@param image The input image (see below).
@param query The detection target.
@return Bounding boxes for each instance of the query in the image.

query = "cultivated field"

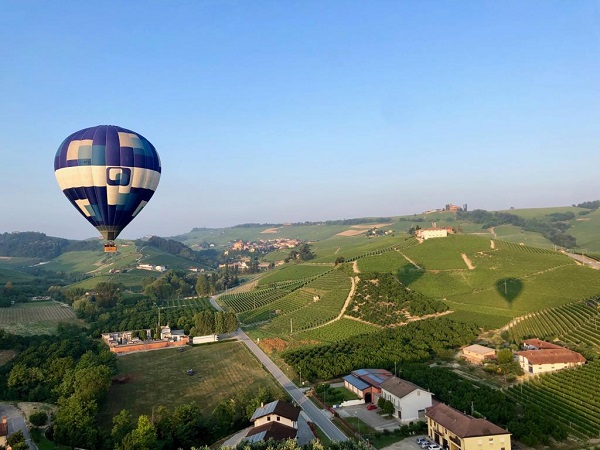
[0,301,83,335]
[102,340,285,420]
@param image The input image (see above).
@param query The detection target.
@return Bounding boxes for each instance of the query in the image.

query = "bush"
[29,411,48,427]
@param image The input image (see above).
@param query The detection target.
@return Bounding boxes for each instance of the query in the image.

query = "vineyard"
[507,298,600,350]
[220,284,303,313]
[256,264,333,287]
[295,318,378,344]
[506,361,600,439]
[158,297,214,325]
[0,301,80,335]
[249,270,352,335]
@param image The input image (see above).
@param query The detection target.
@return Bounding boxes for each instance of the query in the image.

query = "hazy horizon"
[2,1,598,241]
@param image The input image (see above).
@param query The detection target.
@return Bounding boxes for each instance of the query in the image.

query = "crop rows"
[296,318,378,343]
[220,287,290,313]
[506,361,600,438]
[345,237,418,262]
[494,240,557,254]
[257,271,352,334]
[0,302,75,324]
[507,299,600,349]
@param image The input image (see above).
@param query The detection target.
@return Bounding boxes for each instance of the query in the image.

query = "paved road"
[0,403,36,449]
[565,252,600,270]
[234,329,348,442]
[211,294,347,441]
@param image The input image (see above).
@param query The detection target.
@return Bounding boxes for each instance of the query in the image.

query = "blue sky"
[1,1,599,240]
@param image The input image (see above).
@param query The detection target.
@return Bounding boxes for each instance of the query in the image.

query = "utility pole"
[290,318,293,334]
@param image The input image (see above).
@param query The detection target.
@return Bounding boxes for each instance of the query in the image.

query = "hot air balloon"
[54,125,161,252]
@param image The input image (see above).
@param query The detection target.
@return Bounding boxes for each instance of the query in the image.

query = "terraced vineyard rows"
[506,361,600,438]
[507,299,600,349]
[249,270,352,334]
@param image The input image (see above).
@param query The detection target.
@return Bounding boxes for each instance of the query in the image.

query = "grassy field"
[101,340,285,421]
[0,301,85,335]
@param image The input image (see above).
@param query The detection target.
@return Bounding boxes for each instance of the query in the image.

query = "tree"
[383,399,394,416]
[7,430,28,450]
[119,415,158,450]
[112,410,134,447]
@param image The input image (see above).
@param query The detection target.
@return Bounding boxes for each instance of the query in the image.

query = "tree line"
[456,209,577,248]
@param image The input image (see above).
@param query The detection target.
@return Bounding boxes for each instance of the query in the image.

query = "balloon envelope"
[54,125,161,240]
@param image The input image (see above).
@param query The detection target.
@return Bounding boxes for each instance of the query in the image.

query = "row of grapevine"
[220,287,289,313]
[494,240,557,254]
[253,271,352,334]
[507,298,600,349]
[506,361,600,438]
[345,237,419,262]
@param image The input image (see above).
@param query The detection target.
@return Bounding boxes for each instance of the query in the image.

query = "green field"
[102,340,285,421]
[0,301,84,335]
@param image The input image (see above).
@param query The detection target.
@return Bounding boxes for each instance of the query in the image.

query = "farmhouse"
[0,417,7,448]
[416,227,454,240]
[462,344,496,365]
[379,376,433,422]
[245,400,301,443]
[426,403,511,450]
[516,339,586,375]
[343,368,393,403]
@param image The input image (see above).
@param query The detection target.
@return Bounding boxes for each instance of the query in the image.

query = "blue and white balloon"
[54,125,161,241]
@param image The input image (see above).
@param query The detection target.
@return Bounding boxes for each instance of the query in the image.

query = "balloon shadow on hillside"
[397,263,425,287]
[496,278,524,307]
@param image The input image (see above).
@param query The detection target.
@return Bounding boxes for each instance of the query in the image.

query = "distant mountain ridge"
[0,232,100,259]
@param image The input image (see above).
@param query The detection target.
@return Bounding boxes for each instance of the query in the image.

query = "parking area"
[380,435,437,450]
[335,403,399,431]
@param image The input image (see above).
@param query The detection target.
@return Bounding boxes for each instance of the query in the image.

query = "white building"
[379,376,433,422]
[416,227,453,240]
[516,339,586,375]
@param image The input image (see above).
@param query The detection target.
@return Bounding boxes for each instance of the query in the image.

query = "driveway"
[336,404,399,430]
[0,403,35,449]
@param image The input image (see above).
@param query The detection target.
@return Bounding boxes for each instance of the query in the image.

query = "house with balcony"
[426,403,511,450]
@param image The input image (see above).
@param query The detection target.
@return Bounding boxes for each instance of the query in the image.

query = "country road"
[565,252,600,270]
[210,296,348,441]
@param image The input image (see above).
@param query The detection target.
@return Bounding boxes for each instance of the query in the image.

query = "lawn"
[101,340,285,422]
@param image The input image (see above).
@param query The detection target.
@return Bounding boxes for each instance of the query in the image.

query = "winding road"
[210,296,348,441]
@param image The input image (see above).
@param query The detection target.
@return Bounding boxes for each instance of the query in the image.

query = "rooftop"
[250,400,301,423]
[463,344,495,355]
[522,338,562,350]
[245,422,297,443]
[380,376,425,398]
[426,403,509,438]
[517,348,586,365]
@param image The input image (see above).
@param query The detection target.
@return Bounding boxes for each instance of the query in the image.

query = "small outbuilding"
[462,344,496,365]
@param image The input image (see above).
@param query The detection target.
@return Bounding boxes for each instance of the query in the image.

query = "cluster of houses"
[226,238,301,254]
[462,339,586,375]
[343,368,511,450]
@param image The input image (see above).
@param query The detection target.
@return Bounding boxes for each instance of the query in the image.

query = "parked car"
[427,444,442,450]
[416,437,428,445]
[367,404,377,410]
[419,440,431,448]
